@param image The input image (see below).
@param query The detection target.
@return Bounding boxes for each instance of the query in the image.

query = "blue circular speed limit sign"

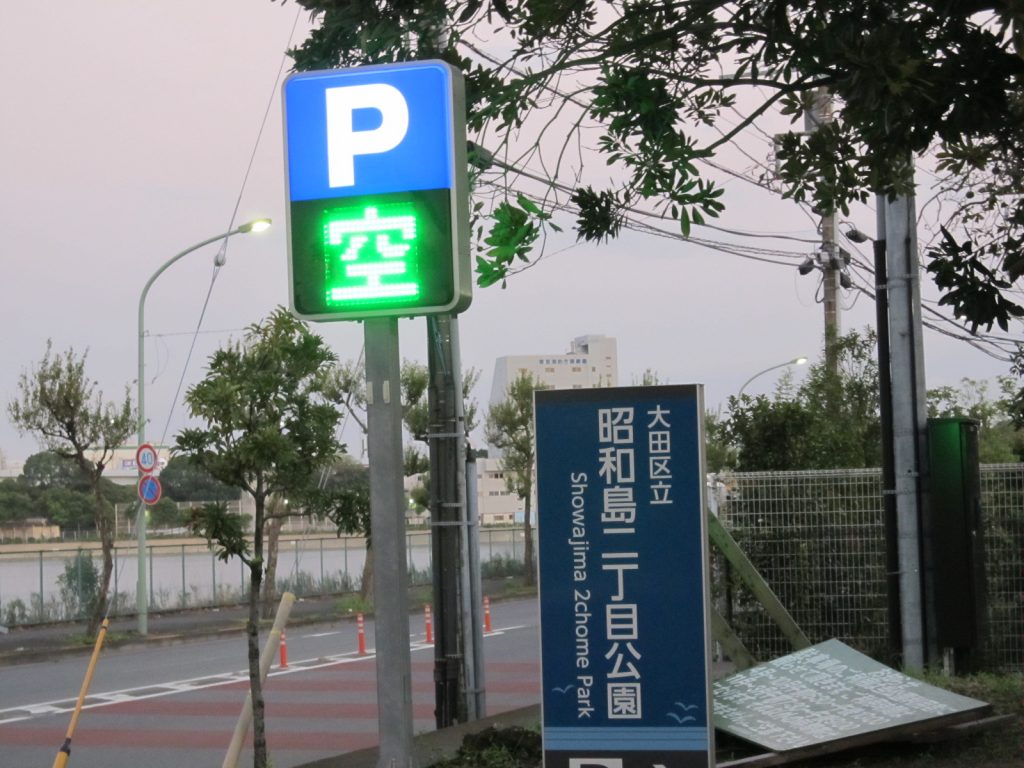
[138,475,162,506]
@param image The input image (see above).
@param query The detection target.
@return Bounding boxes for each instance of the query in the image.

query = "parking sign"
[283,61,471,321]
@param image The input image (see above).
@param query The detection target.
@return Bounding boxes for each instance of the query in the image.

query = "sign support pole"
[364,317,415,768]
[427,313,469,726]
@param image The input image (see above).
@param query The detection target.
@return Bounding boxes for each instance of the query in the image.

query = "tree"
[320,454,372,593]
[725,330,881,470]
[283,1,1024,335]
[0,480,37,525]
[401,359,480,461]
[704,409,738,473]
[40,487,96,531]
[57,550,100,620]
[330,356,480,601]
[7,342,134,636]
[485,371,546,585]
[928,376,1024,463]
[321,454,371,537]
[149,497,185,530]
[21,451,87,491]
[159,455,238,502]
[175,308,347,768]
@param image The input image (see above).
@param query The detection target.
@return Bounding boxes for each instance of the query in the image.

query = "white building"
[474,457,523,525]
[488,334,618,405]
[479,335,619,524]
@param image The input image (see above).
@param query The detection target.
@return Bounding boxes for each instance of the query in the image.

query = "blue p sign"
[283,61,471,321]
[324,83,409,189]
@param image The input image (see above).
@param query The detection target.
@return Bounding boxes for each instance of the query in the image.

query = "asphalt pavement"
[0,594,541,768]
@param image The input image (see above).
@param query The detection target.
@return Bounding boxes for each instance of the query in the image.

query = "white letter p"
[325,83,409,188]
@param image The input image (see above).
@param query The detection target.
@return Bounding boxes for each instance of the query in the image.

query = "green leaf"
[516,192,541,215]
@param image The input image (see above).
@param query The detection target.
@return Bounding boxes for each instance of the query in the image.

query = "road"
[0,598,540,768]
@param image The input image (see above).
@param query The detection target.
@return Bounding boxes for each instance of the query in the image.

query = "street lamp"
[738,356,808,398]
[135,218,270,635]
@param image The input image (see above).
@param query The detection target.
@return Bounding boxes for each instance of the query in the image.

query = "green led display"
[289,188,469,321]
[323,202,421,305]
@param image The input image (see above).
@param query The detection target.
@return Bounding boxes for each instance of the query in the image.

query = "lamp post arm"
[134,223,247,637]
[738,361,789,398]
[136,225,246,444]
[737,356,808,398]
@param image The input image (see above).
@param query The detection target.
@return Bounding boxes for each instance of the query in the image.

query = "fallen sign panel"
[713,639,990,758]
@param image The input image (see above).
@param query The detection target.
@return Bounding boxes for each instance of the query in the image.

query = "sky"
[0,2,1011,467]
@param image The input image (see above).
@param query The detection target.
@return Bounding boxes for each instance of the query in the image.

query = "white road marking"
[0,622,528,725]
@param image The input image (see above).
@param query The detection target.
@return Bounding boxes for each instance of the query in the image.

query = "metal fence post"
[38,551,44,621]
[181,544,187,608]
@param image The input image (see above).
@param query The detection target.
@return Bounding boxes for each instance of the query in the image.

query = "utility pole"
[882,193,932,670]
[427,314,470,726]
[806,86,842,373]
[868,201,903,668]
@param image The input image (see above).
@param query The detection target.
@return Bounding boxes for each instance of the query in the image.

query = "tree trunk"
[262,510,284,620]
[523,495,535,586]
[87,482,113,637]
[248,559,268,767]
[249,493,269,768]
[360,542,374,605]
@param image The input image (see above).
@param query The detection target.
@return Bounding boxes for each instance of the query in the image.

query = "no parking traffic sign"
[138,475,162,506]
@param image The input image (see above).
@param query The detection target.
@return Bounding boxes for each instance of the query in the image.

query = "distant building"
[474,457,523,525]
[0,517,60,543]
[489,334,618,404]
[87,445,172,487]
[480,335,618,525]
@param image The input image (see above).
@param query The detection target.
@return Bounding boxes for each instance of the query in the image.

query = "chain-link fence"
[980,463,1024,671]
[713,465,1023,672]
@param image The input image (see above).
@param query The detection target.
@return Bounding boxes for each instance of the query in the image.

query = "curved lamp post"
[136,218,270,634]
[738,356,808,398]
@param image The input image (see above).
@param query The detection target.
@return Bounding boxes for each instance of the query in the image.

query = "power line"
[153,7,303,445]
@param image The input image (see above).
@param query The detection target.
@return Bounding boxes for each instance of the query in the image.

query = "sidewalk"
[0,593,347,666]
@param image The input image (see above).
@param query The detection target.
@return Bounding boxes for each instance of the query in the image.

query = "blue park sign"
[535,385,714,768]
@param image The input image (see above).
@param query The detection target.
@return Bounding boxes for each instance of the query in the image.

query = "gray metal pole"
[872,199,903,667]
[365,317,416,768]
[465,451,486,718]
[884,194,929,670]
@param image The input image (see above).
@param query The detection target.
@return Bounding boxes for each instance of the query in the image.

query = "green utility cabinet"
[926,417,987,672]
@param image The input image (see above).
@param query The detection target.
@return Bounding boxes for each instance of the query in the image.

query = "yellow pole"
[52,617,109,768]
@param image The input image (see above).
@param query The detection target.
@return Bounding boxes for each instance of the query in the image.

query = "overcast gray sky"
[0,2,1009,466]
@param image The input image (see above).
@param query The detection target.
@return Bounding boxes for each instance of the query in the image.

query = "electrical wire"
[153,7,303,448]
